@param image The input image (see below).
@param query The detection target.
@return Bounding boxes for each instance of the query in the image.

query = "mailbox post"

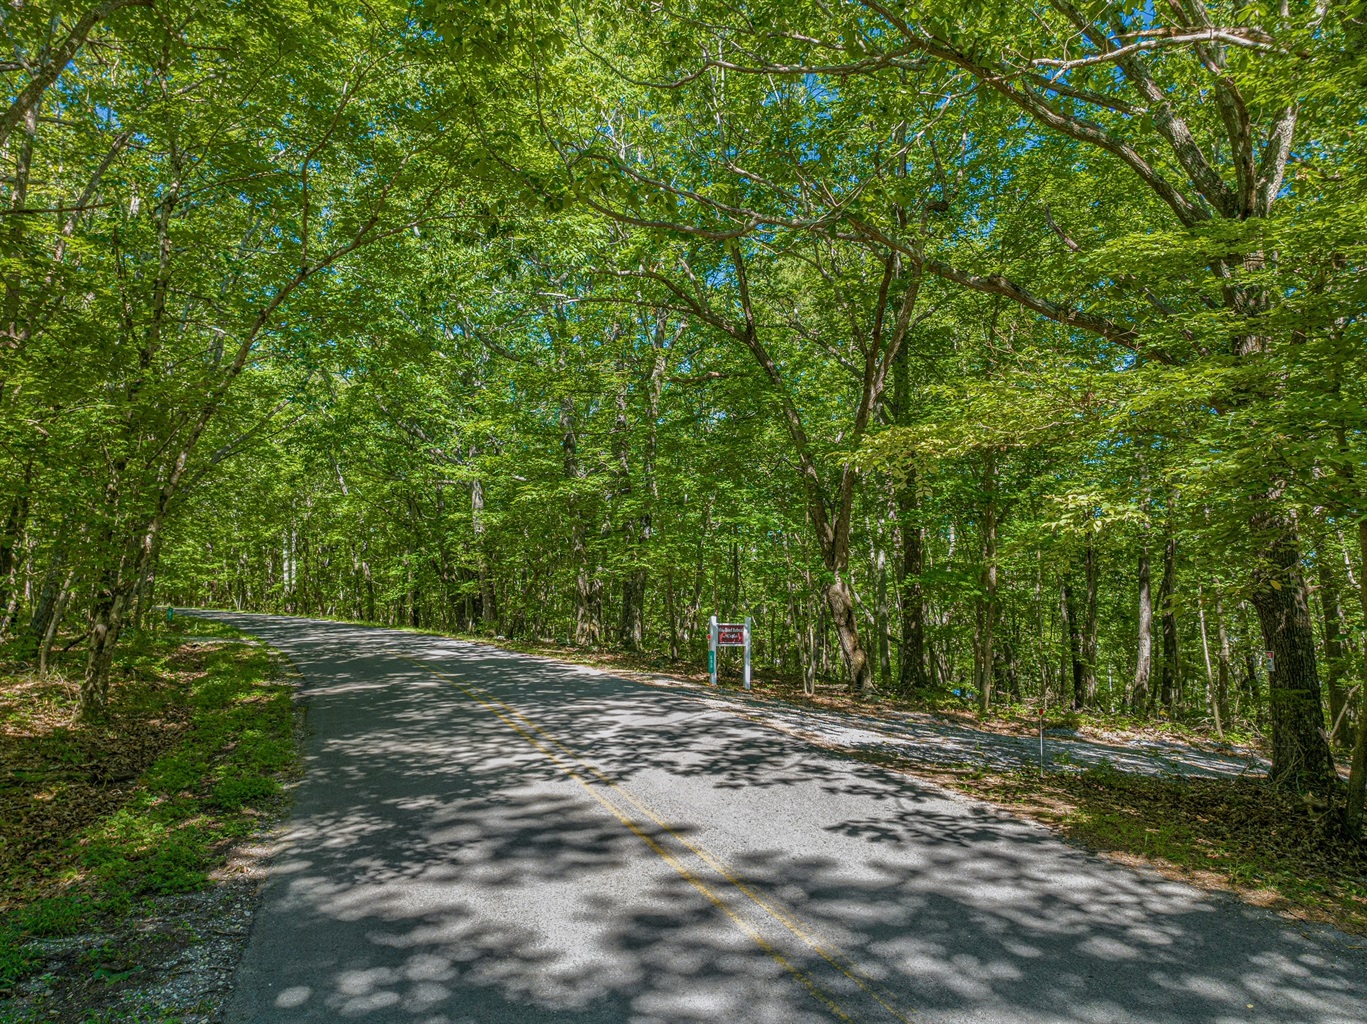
[709,615,751,690]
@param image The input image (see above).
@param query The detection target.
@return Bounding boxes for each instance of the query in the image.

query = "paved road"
[645,682,1264,781]
[207,613,1367,1024]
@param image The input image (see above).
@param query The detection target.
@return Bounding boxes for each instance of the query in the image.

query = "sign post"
[744,616,752,691]
[709,616,719,686]
[711,616,751,690]
[1038,706,1045,775]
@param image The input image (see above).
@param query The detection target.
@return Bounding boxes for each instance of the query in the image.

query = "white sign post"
[709,615,751,690]
[709,616,718,685]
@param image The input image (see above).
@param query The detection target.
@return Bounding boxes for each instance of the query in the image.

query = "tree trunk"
[0,458,33,639]
[1197,584,1224,740]
[1241,648,1260,713]
[995,626,1021,703]
[730,540,741,620]
[619,572,646,650]
[1159,529,1180,718]
[1063,575,1084,710]
[83,582,133,718]
[711,247,907,698]
[562,397,601,645]
[132,529,163,629]
[3,100,38,335]
[810,493,876,696]
[890,282,928,693]
[976,455,998,711]
[1034,554,1050,704]
[1133,542,1154,714]
[874,534,892,690]
[1250,521,1337,792]
[81,493,164,717]
[612,356,646,650]
[27,558,65,658]
[1319,551,1349,746]
[471,476,497,632]
[619,546,644,650]
[825,573,874,694]
[38,569,73,676]
[1082,530,1099,707]
[574,550,602,645]
[1214,592,1233,730]
[895,468,928,691]
[1345,520,1367,834]
[665,568,679,661]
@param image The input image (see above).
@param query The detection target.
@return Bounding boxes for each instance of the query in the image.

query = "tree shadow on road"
[211,615,1367,1024]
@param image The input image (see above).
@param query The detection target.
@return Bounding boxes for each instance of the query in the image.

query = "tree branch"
[0,0,151,151]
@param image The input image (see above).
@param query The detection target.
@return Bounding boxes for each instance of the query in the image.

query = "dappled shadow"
[646,688,1265,780]
[0,646,199,896]
[198,612,1367,1024]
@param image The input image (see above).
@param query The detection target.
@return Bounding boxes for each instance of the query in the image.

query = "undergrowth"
[0,617,296,996]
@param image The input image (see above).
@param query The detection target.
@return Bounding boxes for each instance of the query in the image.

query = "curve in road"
[203,613,1367,1024]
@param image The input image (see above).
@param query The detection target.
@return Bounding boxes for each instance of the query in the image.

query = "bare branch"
[1032,29,1279,73]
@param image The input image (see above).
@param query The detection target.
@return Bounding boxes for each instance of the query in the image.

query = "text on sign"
[717,624,746,646]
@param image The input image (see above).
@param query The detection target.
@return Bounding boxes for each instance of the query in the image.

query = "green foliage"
[16,892,93,938]
[0,627,295,995]
[82,643,293,896]
[2,3,1364,778]
[0,919,41,995]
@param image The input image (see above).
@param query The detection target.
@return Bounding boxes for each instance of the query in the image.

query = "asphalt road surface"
[203,612,1367,1024]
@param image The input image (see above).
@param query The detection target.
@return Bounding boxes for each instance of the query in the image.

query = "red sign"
[717,623,747,646]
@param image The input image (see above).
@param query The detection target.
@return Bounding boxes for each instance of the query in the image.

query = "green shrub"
[0,920,39,993]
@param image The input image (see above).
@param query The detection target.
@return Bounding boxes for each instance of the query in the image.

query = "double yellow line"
[392,652,916,1024]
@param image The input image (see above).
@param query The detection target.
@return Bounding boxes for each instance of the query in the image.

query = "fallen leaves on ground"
[0,650,208,907]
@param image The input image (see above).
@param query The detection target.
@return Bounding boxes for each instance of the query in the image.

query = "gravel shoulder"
[4,867,266,1024]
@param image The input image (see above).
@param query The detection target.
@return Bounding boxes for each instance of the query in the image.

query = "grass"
[0,616,297,998]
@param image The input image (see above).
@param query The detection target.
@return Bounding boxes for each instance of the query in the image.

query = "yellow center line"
[457,676,913,1024]
[391,651,854,1021]
[394,651,917,1024]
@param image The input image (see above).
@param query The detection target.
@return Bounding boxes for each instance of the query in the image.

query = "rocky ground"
[0,845,273,1024]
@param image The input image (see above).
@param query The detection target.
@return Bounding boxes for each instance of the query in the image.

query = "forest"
[2,0,1365,816]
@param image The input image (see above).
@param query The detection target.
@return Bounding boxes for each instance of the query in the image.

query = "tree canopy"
[3,1,1365,807]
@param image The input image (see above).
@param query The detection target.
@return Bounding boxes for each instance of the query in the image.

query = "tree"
[566,0,1359,788]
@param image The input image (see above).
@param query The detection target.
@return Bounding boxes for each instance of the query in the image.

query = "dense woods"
[3,2,1365,808]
